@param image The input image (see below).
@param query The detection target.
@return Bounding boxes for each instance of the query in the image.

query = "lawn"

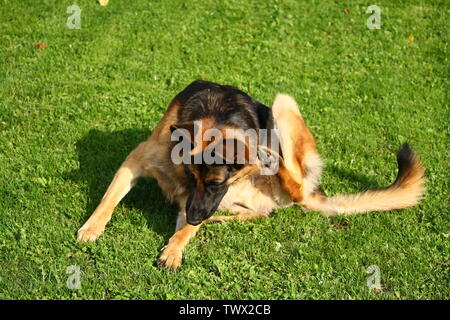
[0,0,448,299]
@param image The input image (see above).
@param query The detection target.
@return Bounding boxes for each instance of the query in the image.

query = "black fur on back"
[173,80,274,132]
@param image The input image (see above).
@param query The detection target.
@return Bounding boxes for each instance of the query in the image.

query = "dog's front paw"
[158,246,182,270]
[77,225,104,242]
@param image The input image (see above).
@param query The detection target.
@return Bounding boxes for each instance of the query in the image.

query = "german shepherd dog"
[77,80,425,269]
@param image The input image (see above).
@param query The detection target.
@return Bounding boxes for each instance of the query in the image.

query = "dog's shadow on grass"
[67,128,177,242]
[326,166,383,191]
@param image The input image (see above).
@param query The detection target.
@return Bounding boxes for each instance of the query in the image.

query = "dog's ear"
[170,122,199,152]
[170,123,196,142]
[171,122,209,155]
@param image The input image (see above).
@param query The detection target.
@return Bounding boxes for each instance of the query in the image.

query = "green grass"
[0,0,448,299]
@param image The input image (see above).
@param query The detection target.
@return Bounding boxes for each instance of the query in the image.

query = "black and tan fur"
[77,80,425,269]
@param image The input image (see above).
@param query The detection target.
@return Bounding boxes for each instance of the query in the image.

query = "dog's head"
[170,120,260,225]
[168,82,280,225]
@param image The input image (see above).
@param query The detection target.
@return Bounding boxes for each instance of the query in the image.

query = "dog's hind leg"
[271,94,323,201]
[77,142,146,242]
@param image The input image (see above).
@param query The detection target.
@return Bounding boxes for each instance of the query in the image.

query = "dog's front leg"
[158,210,201,269]
[77,143,145,242]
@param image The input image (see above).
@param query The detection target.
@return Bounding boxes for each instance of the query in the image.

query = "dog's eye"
[205,180,225,187]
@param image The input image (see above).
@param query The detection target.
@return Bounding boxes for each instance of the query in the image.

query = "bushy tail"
[301,144,426,216]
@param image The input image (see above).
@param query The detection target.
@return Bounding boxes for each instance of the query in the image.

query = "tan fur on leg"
[159,222,201,269]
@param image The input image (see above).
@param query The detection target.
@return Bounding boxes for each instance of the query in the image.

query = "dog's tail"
[301,143,426,216]
[271,94,426,217]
